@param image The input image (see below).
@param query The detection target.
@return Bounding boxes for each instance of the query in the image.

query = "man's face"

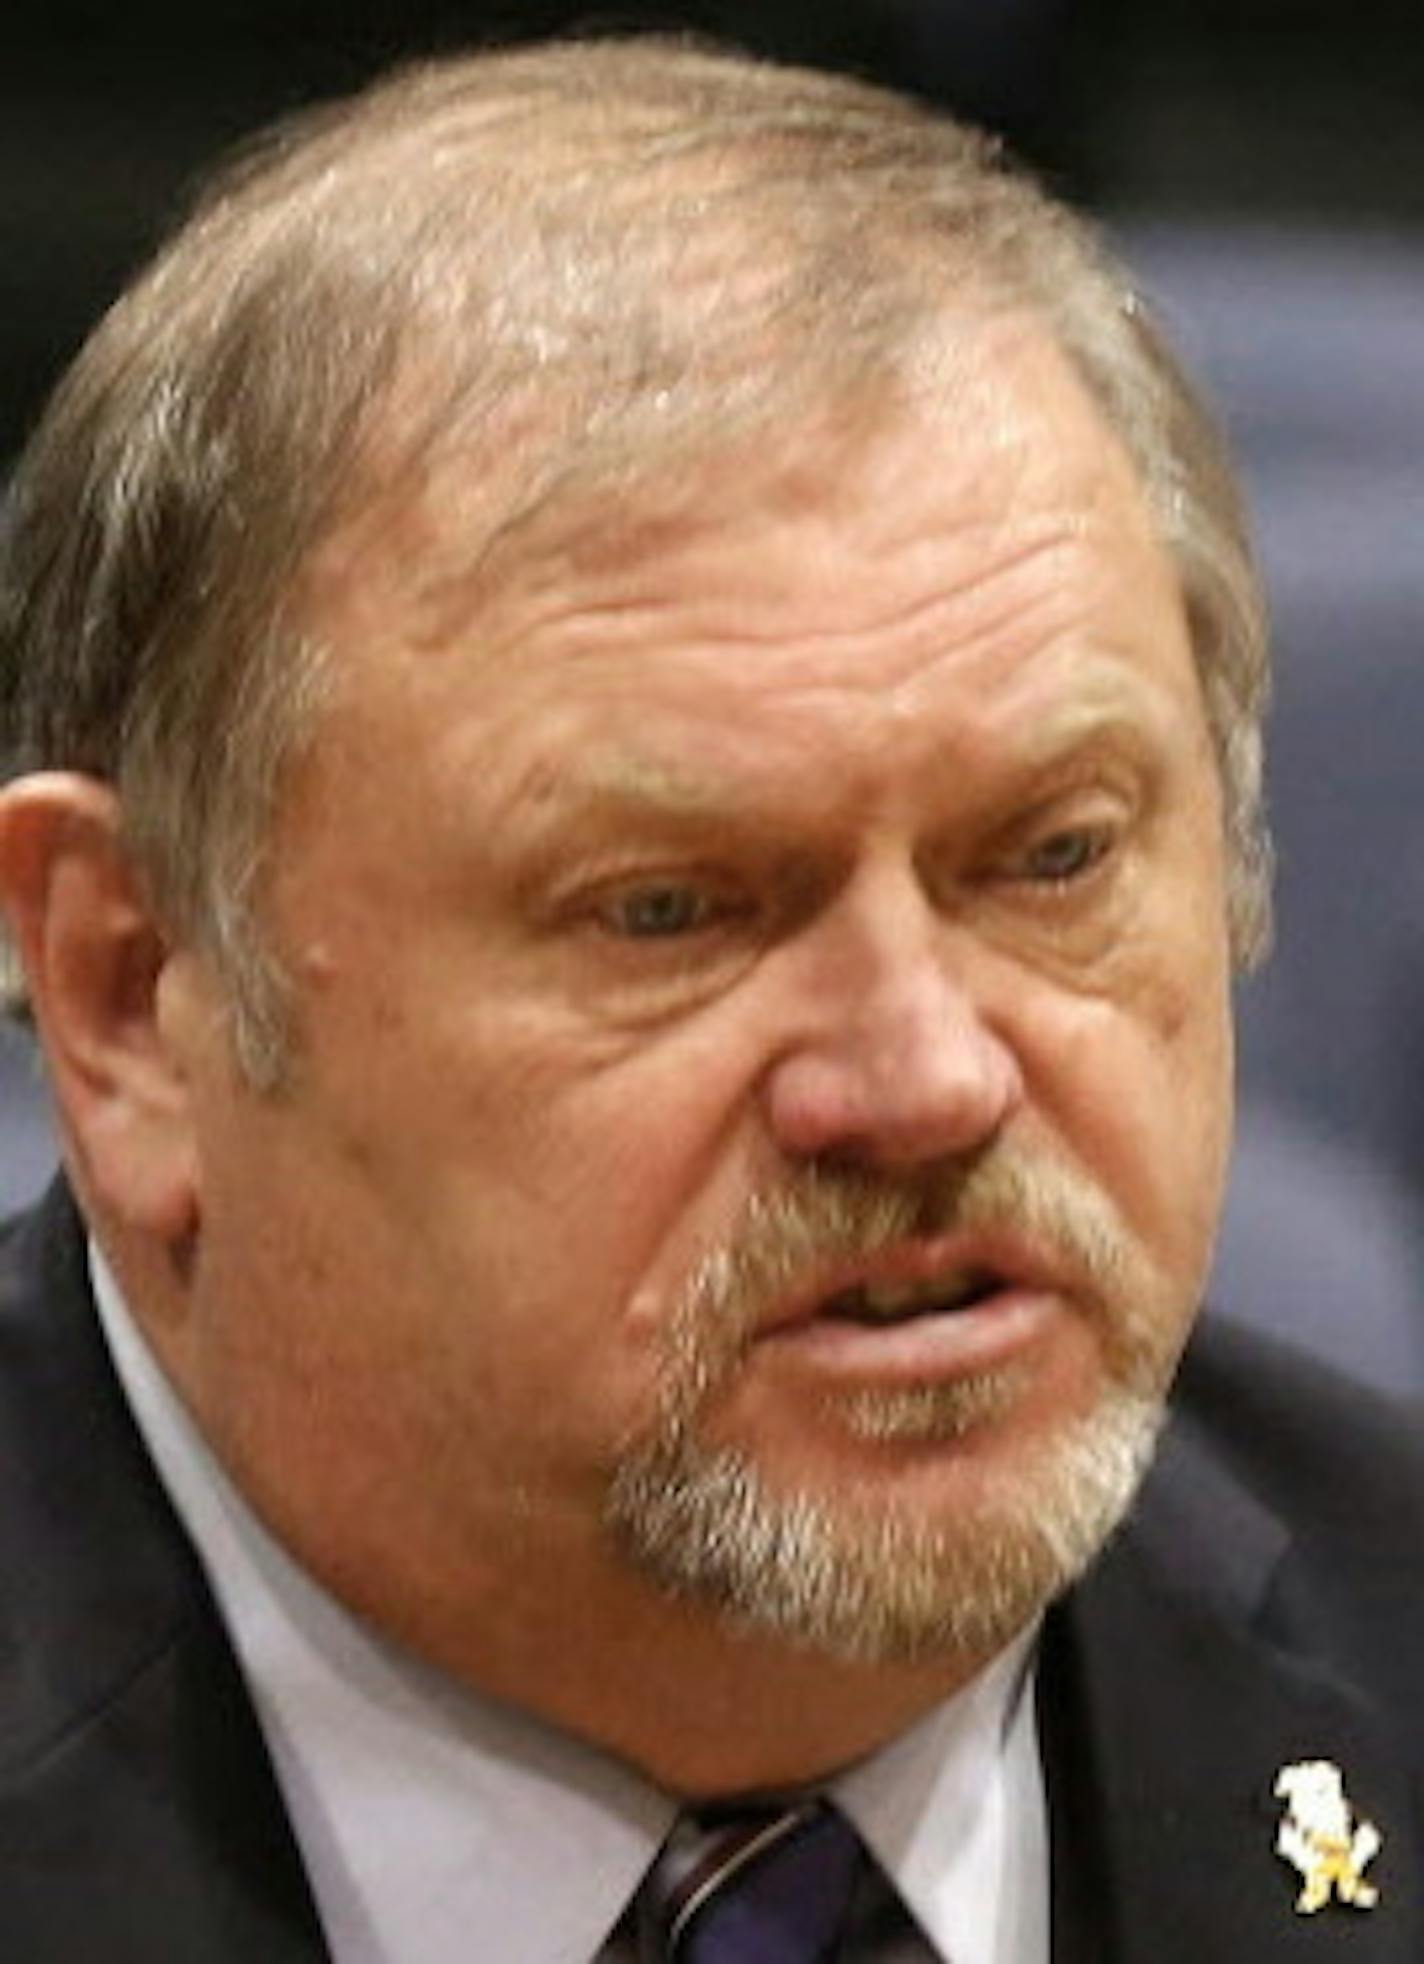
[163,318,1233,1683]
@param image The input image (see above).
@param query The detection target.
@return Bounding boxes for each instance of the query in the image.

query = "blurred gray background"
[3,0,1423,1385]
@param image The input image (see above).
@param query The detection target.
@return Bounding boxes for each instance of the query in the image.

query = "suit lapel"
[4,1608,332,1962]
[1041,1414,1421,1962]
[0,1185,330,1961]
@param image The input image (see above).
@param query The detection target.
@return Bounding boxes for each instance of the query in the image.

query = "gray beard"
[603,1152,1183,1667]
[607,1376,1162,1665]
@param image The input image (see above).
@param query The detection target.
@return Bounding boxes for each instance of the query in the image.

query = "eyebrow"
[513,662,1184,836]
[566,753,738,815]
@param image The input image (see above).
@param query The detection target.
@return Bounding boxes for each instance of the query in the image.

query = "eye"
[599,880,725,939]
[1018,823,1115,887]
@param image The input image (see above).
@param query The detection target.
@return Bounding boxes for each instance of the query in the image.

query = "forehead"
[298,310,1181,731]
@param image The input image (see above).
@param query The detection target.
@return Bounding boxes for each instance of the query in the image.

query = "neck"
[339,1530,1007,1796]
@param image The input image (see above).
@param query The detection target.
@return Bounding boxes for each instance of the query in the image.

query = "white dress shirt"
[92,1248,1048,1964]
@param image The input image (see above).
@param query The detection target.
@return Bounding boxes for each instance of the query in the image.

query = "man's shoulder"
[0,1183,204,1767]
[0,1177,80,1292]
[1141,1310,1424,1700]
[0,1182,96,1398]
[1172,1310,1424,1546]
[1045,1313,1424,1955]
[1060,1310,1424,1772]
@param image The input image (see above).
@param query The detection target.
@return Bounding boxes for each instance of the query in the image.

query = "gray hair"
[0,35,1270,1082]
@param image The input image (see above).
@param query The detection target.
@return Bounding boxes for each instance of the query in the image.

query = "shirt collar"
[92,1243,1044,1964]
[839,1626,1046,1964]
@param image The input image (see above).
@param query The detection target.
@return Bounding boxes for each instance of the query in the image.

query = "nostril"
[762,1016,1023,1171]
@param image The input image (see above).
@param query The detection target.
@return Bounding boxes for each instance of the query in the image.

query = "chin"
[604,1371,1166,1667]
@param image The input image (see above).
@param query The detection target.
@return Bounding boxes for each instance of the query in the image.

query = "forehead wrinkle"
[507,651,1179,853]
[442,507,1104,739]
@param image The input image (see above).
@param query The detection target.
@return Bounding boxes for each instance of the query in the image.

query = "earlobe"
[0,772,202,1242]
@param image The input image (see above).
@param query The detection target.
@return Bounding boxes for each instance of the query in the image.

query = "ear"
[0,772,205,1242]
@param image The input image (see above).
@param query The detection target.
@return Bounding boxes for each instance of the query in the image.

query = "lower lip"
[757,1288,1061,1387]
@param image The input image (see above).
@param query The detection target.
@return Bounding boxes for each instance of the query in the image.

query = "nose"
[761,882,1025,1172]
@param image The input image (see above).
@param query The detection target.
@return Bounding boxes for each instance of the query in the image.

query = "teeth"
[830,1268,994,1323]
[860,1278,943,1317]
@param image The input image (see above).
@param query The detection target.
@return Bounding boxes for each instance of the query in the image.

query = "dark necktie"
[637,1798,865,1961]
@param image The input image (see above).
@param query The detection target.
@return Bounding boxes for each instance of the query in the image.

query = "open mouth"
[820,1267,1002,1326]
[753,1247,1058,1388]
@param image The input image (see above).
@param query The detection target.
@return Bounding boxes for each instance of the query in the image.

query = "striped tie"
[638,1798,865,1961]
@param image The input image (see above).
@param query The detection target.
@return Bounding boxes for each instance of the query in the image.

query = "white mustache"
[662,1146,1154,1409]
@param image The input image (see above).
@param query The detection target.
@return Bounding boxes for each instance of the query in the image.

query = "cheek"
[1028,929,1234,1281]
[190,1105,647,1511]
[313,1011,749,1391]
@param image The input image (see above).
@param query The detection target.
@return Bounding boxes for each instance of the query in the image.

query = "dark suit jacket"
[4,1181,1424,1960]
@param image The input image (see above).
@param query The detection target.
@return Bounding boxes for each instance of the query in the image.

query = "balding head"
[0,37,1269,1081]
